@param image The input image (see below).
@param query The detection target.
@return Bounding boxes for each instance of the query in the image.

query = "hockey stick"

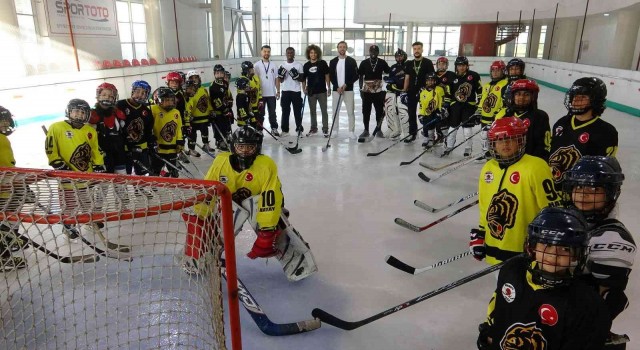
[220,261,321,336]
[311,255,515,331]
[440,127,482,158]
[605,333,630,345]
[357,122,382,143]
[414,191,479,213]
[418,154,481,183]
[398,123,460,166]
[262,127,302,154]
[385,251,472,275]
[211,122,231,151]
[14,222,99,263]
[181,155,205,177]
[419,152,479,171]
[367,117,440,157]
[322,94,343,152]
[151,152,195,178]
[195,142,215,158]
[394,199,479,232]
[290,94,307,150]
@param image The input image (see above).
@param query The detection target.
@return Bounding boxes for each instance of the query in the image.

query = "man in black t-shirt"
[302,44,331,136]
[402,41,435,143]
[357,45,390,139]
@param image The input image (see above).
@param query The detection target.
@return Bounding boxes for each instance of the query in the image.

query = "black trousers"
[188,122,210,149]
[125,148,151,175]
[280,91,303,132]
[264,96,278,129]
[449,102,476,127]
[407,92,419,135]
[212,115,232,141]
[150,153,178,178]
[361,91,386,130]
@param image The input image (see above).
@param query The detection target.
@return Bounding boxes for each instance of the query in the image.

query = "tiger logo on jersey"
[126,118,144,143]
[548,145,582,183]
[69,143,92,172]
[196,95,209,113]
[482,93,498,113]
[160,120,178,142]
[232,187,252,204]
[500,322,547,350]
[455,82,472,102]
[487,189,518,240]
[426,98,437,115]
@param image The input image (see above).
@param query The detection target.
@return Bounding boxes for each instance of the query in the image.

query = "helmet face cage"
[66,99,91,127]
[562,156,624,222]
[96,83,118,107]
[487,117,528,166]
[436,57,448,72]
[394,49,407,63]
[0,107,16,136]
[425,73,437,88]
[564,78,607,116]
[241,61,254,77]
[131,80,151,104]
[183,80,198,97]
[509,79,539,111]
[236,77,250,91]
[187,70,202,88]
[526,207,589,288]
[454,56,468,75]
[230,126,263,170]
[165,72,183,91]
[490,61,506,81]
[507,59,525,80]
[155,87,176,110]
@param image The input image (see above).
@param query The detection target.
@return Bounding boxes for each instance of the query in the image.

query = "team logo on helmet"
[539,304,559,326]
[126,118,144,143]
[549,145,582,183]
[487,189,518,240]
[501,283,516,303]
[197,95,209,113]
[578,132,589,144]
[455,82,472,102]
[69,143,92,172]
[232,187,252,204]
[500,322,547,350]
[160,120,178,142]
[482,94,498,113]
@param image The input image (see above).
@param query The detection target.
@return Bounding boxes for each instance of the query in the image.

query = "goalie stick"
[322,94,342,152]
[311,255,516,331]
[385,251,471,275]
[418,154,481,183]
[440,127,482,158]
[367,117,440,157]
[394,199,479,232]
[414,191,479,213]
[220,260,321,336]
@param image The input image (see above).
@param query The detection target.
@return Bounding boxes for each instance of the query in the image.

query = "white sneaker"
[280,131,289,137]
[349,132,357,140]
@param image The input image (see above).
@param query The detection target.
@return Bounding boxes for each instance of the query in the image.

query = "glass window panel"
[240,0,252,11]
[289,32,300,43]
[134,43,147,59]
[119,23,132,42]
[431,31,445,44]
[432,26,446,32]
[325,19,344,28]
[288,19,301,30]
[354,39,364,56]
[17,15,37,43]
[132,23,146,42]
[416,32,430,46]
[121,44,133,60]
[304,19,323,28]
[308,31,320,43]
[303,1,323,19]
[131,3,145,22]
[270,43,282,55]
[14,0,33,15]
[210,43,214,59]
[116,1,130,22]
[242,16,253,31]
[282,32,290,45]
[446,26,460,33]
[332,30,344,43]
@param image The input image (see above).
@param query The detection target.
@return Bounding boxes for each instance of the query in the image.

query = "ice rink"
[4,83,639,349]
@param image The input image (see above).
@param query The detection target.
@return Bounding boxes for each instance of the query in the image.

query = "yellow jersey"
[479,78,509,126]
[151,105,184,154]
[45,121,104,172]
[0,134,15,167]
[185,87,213,125]
[418,86,445,116]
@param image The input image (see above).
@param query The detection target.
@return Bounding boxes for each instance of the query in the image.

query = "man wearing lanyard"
[402,41,435,143]
[254,45,281,136]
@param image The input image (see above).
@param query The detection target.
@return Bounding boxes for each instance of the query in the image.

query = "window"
[537,25,547,59]
[14,0,38,68]
[117,1,147,60]
[514,26,529,58]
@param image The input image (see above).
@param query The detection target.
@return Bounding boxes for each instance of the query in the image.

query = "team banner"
[46,0,118,36]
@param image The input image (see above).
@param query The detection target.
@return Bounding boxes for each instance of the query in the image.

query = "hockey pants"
[188,122,210,149]
[384,92,409,137]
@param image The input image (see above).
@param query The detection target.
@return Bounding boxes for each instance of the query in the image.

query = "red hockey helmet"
[436,56,449,72]
[165,71,184,84]
[96,82,118,107]
[509,79,540,111]
[490,60,506,81]
[487,116,528,166]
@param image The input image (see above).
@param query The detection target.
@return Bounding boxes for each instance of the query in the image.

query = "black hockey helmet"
[214,64,225,73]
[394,48,407,63]
[425,72,438,87]
[230,125,263,171]
[562,155,624,223]
[65,98,91,128]
[564,77,607,116]
[526,207,589,288]
[454,56,469,66]
[506,58,526,81]
[235,77,250,91]
[0,106,16,136]
[241,61,254,76]
[182,80,198,97]
[155,87,176,110]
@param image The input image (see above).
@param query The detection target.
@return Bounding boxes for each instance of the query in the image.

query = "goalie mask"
[65,98,91,128]
[230,126,263,171]
[487,116,527,166]
[131,80,151,104]
[564,77,607,116]
[562,155,624,223]
[0,106,16,136]
[526,207,589,288]
[154,87,176,111]
[509,79,539,112]
[96,82,118,108]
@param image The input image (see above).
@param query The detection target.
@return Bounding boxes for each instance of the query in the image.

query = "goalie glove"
[469,228,486,261]
[50,160,70,171]
[92,164,107,173]
[247,228,283,259]
[288,67,300,80]
[277,66,287,79]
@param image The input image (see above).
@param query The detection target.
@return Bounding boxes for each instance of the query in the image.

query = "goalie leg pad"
[182,213,216,260]
[276,214,318,282]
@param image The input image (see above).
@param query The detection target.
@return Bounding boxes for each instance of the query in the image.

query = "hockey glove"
[148,141,159,154]
[258,99,265,115]
[224,109,234,121]
[50,160,71,171]
[288,67,300,80]
[247,228,283,259]
[92,164,106,173]
[277,66,287,79]
[400,92,409,105]
[383,76,394,84]
[477,322,492,350]
[183,125,193,137]
[469,228,486,261]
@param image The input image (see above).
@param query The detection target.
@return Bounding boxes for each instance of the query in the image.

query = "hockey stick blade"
[91,224,131,253]
[286,146,303,154]
[366,133,413,157]
[17,233,98,264]
[393,218,421,232]
[312,256,515,331]
[221,264,320,336]
[419,155,472,171]
[399,145,433,166]
[413,199,438,213]
[395,200,479,232]
[386,251,472,275]
[418,172,431,183]
[414,191,479,214]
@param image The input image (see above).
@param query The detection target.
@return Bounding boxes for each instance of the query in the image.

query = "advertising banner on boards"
[46,0,118,36]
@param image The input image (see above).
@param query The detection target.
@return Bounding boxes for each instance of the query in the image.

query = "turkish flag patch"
[579,132,589,143]
[510,171,520,184]
[539,304,559,326]
[245,172,253,182]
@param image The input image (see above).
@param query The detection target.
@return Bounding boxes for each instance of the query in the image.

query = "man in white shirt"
[277,47,305,137]
[329,41,359,139]
[254,45,281,136]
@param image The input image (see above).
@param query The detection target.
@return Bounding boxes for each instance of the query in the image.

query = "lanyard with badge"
[262,60,270,79]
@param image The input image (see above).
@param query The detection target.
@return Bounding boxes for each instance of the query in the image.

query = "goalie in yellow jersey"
[181,125,317,281]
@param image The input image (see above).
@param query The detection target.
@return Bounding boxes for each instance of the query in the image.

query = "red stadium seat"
[112,60,123,68]
[102,60,112,69]
[149,58,158,65]
[132,58,141,66]
[140,58,150,66]
[122,59,132,67]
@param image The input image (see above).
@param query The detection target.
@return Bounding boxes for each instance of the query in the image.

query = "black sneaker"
[1,256,27,271]
[403,134,417,143]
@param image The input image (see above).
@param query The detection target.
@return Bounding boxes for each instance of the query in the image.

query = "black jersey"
[115,99,154,150]
[236,92,254,126]
[358,58,390,81]
[436,71,456,104]
[386,62,406,94]
[497,108,551,161]
[485,256,610,350]
[404,57,435,94]
[209,80,232,116]
[174,90,187,122]
[549,115,618,185]
[450,70,482,105]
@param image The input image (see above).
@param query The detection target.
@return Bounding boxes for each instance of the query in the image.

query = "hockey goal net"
[0,167,241,350]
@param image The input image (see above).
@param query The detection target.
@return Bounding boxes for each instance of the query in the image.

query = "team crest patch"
[554,125,563,136]
[579,132,589,143]
[509,171,520,184]
[219,175,228,184]
[65,131,73,139]
[487,189,518,240]
[484,171,494,183]
[500,322,547,349]
[501,283,516,303]
[245,172,253,182]
[539,304,558,326]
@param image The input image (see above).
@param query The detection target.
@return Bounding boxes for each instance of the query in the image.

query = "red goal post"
[0,167,242,350]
